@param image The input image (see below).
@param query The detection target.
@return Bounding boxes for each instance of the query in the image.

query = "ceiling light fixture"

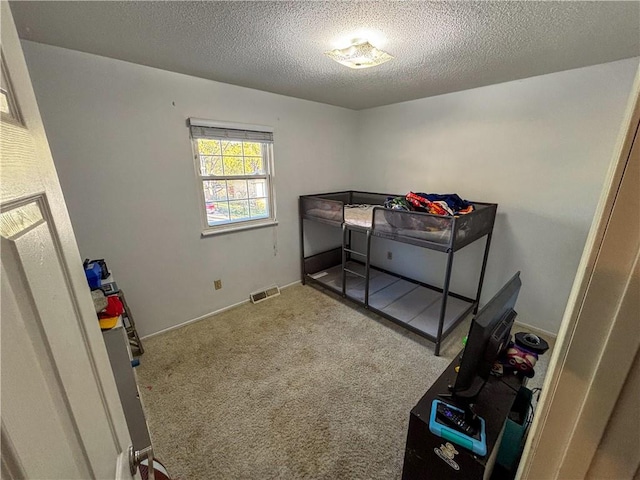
[324,39,393,69]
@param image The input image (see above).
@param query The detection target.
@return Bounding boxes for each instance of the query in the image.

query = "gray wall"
[354,58,638,333]
[23,39,638,336]
[23,41,357,337]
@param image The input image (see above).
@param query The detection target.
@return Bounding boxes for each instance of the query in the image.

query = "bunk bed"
[299,191,497,356]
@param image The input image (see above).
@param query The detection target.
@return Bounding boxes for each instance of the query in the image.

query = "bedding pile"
[384,192,474,216]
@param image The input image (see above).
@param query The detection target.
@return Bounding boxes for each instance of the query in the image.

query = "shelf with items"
[97,275,144,357]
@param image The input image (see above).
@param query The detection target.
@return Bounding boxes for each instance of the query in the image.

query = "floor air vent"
[250,285,280,304]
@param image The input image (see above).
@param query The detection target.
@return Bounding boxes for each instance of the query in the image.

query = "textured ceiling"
[10,1,640,110]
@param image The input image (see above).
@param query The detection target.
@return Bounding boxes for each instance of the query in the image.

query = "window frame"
[189,119,277,236]
[1,52,24,126]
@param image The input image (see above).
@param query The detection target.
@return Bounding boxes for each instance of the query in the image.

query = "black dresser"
[402,351,524,479]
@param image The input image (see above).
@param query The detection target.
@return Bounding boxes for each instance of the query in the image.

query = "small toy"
[498,332,550,377]
[506,344,538,374]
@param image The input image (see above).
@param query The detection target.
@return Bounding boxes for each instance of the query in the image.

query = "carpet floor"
[136,284,548,480]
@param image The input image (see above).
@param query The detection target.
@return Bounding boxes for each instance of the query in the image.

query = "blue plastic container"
[84,262,102,290]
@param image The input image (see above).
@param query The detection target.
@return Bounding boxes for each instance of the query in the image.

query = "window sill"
[201,219,278,237]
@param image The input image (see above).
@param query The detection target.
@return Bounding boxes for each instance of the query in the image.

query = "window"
[1,53,23,125]
[190,119,276,234]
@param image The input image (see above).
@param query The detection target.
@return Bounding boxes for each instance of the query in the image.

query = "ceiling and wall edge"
[10,1,640,110]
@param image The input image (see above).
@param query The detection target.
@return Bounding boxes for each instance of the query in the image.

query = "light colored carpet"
[136,284,550,480]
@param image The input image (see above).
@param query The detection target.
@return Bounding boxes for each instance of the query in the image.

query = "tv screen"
[451,272,522,399]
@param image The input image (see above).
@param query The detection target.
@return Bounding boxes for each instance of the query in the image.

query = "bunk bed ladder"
[341,225,373,306]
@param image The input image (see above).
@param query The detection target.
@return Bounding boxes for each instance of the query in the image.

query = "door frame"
[517,65,640,479]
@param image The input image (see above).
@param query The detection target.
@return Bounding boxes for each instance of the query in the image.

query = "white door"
[0,3,137,479]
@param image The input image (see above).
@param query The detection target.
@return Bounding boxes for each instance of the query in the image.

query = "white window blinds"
[189,118,273,143]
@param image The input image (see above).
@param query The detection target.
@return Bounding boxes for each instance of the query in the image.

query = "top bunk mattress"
[305,203,458,245]
[300,192,497,250]
[344,206,458,243]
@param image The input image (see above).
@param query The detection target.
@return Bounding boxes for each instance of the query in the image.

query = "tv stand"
[402,350,524,479]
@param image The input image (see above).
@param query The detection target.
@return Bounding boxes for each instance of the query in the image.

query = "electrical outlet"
[214,279,222,290]
[387,251,393,260]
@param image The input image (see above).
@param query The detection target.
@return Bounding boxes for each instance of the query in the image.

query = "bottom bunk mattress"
[308,262,473,338]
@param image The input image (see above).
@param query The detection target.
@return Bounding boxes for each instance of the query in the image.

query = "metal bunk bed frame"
[299,190,497,356]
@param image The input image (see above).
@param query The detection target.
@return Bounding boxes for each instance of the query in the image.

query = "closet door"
[518,70,640,480]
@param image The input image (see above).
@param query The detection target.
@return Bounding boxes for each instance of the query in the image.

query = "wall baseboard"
[140,280,302,340]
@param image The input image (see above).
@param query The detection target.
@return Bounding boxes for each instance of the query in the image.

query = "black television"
[450,272,522,401]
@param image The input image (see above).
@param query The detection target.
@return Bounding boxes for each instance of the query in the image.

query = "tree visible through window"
[190,120,275,231]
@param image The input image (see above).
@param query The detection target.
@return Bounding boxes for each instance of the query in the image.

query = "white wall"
[354,58,638,333]
[23,39,637,336]
[22,41,357,337]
